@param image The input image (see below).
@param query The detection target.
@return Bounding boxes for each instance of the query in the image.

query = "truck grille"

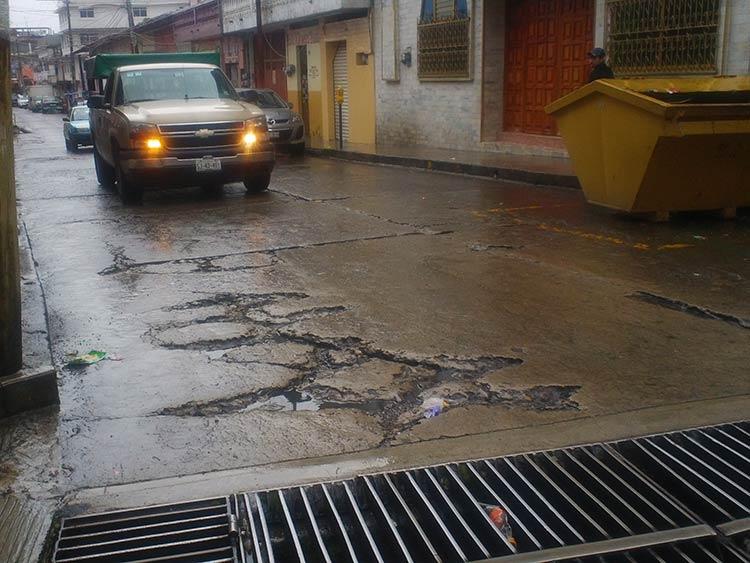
[53,422,749,562]
[158,121,245,150]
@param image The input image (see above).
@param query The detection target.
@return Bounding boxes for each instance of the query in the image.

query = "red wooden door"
[503,0,593,135]
[254,31,288,100]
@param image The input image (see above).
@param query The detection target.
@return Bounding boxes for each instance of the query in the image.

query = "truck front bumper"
[121,150,275,187]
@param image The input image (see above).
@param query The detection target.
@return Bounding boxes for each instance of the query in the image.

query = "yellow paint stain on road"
[658,243,695,250]
[537,223,651,251]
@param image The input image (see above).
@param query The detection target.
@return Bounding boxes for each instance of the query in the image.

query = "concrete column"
[0,0,22,376]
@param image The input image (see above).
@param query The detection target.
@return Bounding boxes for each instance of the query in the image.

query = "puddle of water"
[246,390,320,413]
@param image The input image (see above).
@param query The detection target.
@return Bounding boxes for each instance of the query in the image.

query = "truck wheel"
[290,143,305,156]
[114,152,143,204]
[65,138,73,152]
[243,170,271,194]
[93,146,115,188]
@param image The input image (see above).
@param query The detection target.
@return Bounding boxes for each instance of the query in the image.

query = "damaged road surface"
[6,109,750,504]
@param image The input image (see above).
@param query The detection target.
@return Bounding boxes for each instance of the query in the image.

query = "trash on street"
[66,350,107,366]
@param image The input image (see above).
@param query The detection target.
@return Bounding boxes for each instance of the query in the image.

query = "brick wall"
[373,0,484,149]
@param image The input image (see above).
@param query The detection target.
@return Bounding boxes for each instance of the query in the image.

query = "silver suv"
[88,62,274,203]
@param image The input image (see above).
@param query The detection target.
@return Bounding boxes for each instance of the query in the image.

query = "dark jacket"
[588,62,615,83]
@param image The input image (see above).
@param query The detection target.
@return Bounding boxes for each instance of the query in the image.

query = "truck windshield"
[120,67,236,104]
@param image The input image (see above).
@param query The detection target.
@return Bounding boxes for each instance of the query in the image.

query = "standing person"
[587,48,614,82]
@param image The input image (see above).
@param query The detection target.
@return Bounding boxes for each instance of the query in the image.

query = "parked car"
[63,105,92,151]
[17,94,29,108]
[42,96,64,114]
[236,88,305,154]
[87,55,274,203]
[30,97,44,112]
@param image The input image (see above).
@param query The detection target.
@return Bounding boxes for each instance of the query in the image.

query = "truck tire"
[65,138,73,152]
[93,145,115,188]
[114,149,143,204]
[243,170,271,194]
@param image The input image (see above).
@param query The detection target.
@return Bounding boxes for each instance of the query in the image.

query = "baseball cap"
[588,47,607,58]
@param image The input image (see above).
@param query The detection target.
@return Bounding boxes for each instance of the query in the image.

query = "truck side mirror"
[88,95,105,109]
[63,117,70,122]
[288,102,294,109]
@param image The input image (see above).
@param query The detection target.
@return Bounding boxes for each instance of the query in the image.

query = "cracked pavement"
[5,110,750,503]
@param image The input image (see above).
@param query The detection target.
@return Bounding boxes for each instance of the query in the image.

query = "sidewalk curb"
[307,147,581,189]
[1,221,60,418]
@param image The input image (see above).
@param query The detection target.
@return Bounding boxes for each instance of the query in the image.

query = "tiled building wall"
[373,0,485,149]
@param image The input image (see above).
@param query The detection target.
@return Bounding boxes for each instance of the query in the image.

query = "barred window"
[606,0,721,75]
[133,7,147,17]
[79,8,94,18]
[418,0,471,80]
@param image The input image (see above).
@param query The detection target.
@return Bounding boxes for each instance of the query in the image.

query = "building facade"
[221,0,376,146]
[374,0,750,155]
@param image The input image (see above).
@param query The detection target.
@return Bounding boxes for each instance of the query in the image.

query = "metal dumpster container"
[545,77,750,215]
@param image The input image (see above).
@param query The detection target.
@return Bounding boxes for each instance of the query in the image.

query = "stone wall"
[373,0,484,150]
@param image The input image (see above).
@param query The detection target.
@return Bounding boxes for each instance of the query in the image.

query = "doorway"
[503,0,594,135]
[332,41,349,143]
[297,45,310,133]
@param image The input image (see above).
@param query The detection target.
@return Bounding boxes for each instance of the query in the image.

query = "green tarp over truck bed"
[85,52,221,79]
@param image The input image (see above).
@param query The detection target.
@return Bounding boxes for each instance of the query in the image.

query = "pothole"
[150,292,580,445]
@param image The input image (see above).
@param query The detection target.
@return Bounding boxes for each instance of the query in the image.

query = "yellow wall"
[286,17,375,146]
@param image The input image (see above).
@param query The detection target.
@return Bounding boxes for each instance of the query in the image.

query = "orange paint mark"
[657,243,694,250]
[537,223,651,251]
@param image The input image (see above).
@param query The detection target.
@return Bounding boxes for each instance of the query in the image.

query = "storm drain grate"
[53,422,750,562]
[610,421,750,546]
[238,444,715,562]
[53,496,240,562]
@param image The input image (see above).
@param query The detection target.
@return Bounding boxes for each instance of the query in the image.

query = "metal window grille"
[606,0,721,75]
[133,7,147,17]
[417,16,472,81]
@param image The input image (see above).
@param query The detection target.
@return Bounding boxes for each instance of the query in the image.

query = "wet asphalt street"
[8,109,750,499]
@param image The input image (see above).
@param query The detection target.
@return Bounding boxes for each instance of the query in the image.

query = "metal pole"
[125,0,137,53]
[0,4,22,376]
[338,102,343,149]
[64,0,76,91]
[255,0,262,33]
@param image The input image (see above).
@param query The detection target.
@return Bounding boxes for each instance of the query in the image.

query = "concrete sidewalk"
[306,140,580,189]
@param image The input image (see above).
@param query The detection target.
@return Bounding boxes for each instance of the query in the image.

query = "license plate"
[269,131,280,139]
[196,158,221,172]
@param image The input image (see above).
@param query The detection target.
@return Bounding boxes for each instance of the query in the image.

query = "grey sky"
[10,0,59,31]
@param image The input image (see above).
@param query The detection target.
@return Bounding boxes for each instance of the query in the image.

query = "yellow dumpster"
[545,77,750,216]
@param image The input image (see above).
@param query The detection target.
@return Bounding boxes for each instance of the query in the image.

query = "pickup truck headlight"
[130,123,162,151]
[243,117,267,148]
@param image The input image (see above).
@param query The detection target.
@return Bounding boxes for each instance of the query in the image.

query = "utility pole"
[64,0,76,91]
[253,0,263,87]
[125,0,137,53]
[0,1,22,376]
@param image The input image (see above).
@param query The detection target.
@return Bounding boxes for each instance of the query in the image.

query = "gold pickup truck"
[87,57,274,203]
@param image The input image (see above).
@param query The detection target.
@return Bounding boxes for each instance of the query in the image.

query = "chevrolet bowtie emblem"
[195,129,215,138]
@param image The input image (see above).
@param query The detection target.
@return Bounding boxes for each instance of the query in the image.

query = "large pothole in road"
[152,322,257,350]
[151,292,581,444]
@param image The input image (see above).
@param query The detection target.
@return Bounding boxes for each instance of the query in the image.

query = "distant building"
[57,0,189,91]
[10,28,53,90]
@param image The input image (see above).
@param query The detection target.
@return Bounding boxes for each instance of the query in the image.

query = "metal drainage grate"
[53,422,750,563]
[239,444,714,562]
[610,421,750,550]
[53,496,240,562]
